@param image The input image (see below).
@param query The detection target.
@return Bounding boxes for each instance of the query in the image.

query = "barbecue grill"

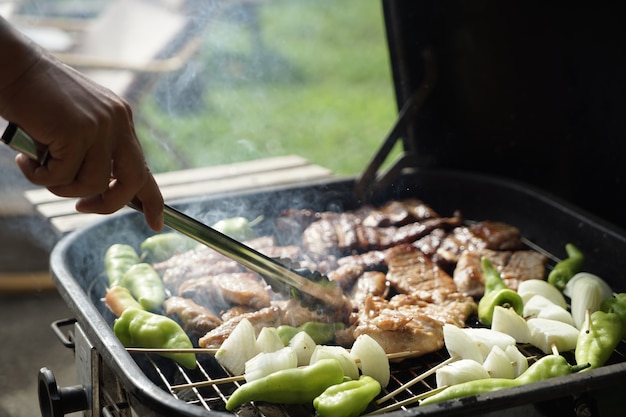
[41,1,626,417]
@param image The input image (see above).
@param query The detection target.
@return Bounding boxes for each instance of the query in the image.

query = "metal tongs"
[2,122,347,312]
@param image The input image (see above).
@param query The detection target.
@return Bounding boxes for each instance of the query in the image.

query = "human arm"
[0,16,163,231]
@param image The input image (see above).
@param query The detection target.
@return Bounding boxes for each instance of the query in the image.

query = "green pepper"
[105,244,140,287]
[225,358,344,411]
[575,310,624,370]
[120,263,165,311]
[105,286,143,317]
[313,375,381,417]
[420,354,588,406]
[113,308,196,369]
[212,215,263,240]
[277,322,344,345]
[478,257,524,326]
[547,243,584,290]
[601,293,626,338]
[139,232,197,262]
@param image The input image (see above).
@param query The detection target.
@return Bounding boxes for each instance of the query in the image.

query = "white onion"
[483,345,515,379]
[349,334,390,387]
[443,324,483,363]
[435,359,489,388]
[527,318,579,354]
[255,327,285,353]
[310,345,359,380]
[288,331,317,366]
[505,345,528,378]
[517,279,567,308]
[523,295,575,326]
[215,318,258,375]
[244,347,297,382]
[491,306,531,343]
[461,328,516,360]
[567,273,609,329]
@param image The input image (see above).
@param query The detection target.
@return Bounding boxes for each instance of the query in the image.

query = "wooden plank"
[0,271,56,293]
[24,156,333,234]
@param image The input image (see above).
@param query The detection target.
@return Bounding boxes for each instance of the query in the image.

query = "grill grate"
[104,232,626,416]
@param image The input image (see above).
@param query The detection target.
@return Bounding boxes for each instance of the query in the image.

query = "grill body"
[50,170,626,416]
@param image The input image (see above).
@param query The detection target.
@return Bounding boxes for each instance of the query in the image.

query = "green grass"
[136,0,399,176]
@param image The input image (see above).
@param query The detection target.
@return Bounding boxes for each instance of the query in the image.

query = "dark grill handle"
[38,367,89,417]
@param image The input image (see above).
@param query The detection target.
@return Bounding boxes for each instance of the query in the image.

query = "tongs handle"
[129,201,345,310]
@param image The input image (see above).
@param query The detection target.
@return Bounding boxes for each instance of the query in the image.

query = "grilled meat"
[198,306,282,349]
[453,249,549,297]
[433,221,524,267]
[178,273,271,312]
[349,296,445,356]
[302,214,462,259]
[349,271,390,307]
[327,264,366,289]
[164,296,222,336]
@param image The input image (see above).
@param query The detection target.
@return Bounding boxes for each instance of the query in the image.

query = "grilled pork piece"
[327,264,366,289]
[348,296,445,357]
[162,261,242,293]
[302,214,462,259]
[388,293,475,328]
[349,271,390,307]
[178,273,271,312]
[433,221,524,267]
[164,296,222,336]
[198,306,283,348]
[453,249,549,297]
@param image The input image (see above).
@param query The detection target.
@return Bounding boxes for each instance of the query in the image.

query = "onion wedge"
[350,334,390,387]
[491,305,531,343]
[435,359,490,388]
[215,318,258,375]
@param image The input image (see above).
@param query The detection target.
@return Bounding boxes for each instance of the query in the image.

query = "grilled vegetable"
[215,318,258,375]
[477,257,523,326]
[277,321,342,345]
[225,358,345,411]
[212,215,263,240]
[288,331,317,366]
[421,354,588,406]
[601,293,626,337]
[547,243,584,290]
[523,295,575,326]
[349,334,390,387]
[567,273,611,329]
[575,310,624,370]
[313,375,381,417]
[443,323,484,363]
[517,279,567,308]
[527,318,579,354]
[435,359,490,388]
[113,308,196,369]
[255,327,285,353]
[119,263,165,312]
[491,306,531,344]
[139,232,197,262]
[105,285,143,316]
[244,347,297,382]
[311,345,359,380]
[505,345,528,378]
[482,345,514,379]
[104,243,140,287]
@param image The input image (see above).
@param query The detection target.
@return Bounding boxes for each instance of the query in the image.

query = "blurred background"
[0,1,397,416]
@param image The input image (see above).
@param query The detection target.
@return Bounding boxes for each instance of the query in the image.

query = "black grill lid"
[382,1,626,230]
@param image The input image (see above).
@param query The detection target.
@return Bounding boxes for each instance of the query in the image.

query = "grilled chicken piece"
[178,273,271,312]
[198,306,283,348]
[350,296,445,356]
[162,261,242,293]
[302,214,462,259]
[388,293,476,328]
[164,296,222,336]
[349,271,390,307]
[453,249,549,297]
[272,299,340,327]
[433,221,524,267]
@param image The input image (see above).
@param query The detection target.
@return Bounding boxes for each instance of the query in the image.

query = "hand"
[0,19,163,231]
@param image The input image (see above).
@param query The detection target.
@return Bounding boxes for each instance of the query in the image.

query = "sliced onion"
[288,331,317,366]
[349,334,390,387]
[215,318,258,375]
[461,328,516,360]
[435,359,489,388]
[311,345,359,380]
[244,347,297,382]
[482,345,514,379]
[491,306,531,343]
[523,295,575,326]
[564,272,613,300]
[517,279,567,308]
[505,345,528,378]
[567,273,610,329]
[443,324,483,363]
[527,318,579,354]
[255,327,285,353]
